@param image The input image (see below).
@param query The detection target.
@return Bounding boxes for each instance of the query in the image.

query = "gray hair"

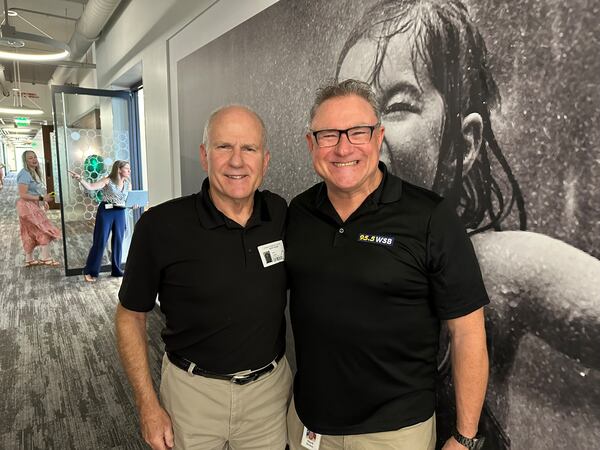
[309,79,381,126]
[202,104,268,149]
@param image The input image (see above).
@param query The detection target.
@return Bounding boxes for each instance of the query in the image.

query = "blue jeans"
[84,202,126,277]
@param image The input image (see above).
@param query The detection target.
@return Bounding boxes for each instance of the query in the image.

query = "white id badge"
[300,426,321,450]
[105,203,113,209]
[257,240,284,268]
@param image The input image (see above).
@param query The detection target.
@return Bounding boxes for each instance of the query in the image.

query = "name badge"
[301,426,321,450]
[257,240,284,268]
[105,203,113,209]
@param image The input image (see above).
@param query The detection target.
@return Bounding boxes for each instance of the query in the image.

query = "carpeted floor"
[0,174,165,450]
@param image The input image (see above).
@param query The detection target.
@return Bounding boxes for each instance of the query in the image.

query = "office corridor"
[0,175,164,449]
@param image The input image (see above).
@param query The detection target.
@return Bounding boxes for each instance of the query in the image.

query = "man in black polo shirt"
[286,80,489,450]
[116,105,291,450]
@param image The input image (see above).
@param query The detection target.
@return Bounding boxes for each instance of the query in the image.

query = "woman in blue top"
[16,151,61,267]
[69,160,131,282]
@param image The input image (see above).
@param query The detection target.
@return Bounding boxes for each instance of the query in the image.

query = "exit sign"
[15,117,30,127]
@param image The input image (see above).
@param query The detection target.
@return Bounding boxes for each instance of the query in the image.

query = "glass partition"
[53,87,136,276]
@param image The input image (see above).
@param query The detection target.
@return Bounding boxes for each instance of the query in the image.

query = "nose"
[334,133,353,156]
[228,147,243,167]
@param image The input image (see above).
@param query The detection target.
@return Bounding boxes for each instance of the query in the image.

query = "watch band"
[453,428,485,450]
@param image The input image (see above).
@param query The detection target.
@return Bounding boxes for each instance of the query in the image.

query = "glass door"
[52,86,139,276]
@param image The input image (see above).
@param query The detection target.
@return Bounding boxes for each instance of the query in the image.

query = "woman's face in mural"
[338,32,445,189]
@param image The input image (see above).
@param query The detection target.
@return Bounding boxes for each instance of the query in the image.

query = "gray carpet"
[0,174,165,450]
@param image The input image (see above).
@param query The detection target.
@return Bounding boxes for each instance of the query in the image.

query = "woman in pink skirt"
[16,150,61,267]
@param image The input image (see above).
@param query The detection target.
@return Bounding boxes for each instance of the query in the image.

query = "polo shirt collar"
[374,162,403,204]
[314,161,403,210]
[195,177,270,229]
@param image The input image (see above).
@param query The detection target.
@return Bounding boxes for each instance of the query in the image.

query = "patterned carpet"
[0,174,165,449]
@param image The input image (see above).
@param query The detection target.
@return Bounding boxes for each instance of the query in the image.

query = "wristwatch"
[453,428,485,450]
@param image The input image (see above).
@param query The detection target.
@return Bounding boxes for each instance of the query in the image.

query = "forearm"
[18,186,44,202]
[115,304,159,412]
[21,193,43,201]
[448,310,489,437]
[80,179,105,191]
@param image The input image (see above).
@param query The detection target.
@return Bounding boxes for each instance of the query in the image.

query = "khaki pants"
[160,354,292,450]
[287,398,436,450]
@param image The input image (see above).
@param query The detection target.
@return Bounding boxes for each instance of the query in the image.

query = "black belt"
[167,351,283,385]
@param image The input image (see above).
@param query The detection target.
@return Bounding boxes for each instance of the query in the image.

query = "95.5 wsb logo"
[358,233,395,246]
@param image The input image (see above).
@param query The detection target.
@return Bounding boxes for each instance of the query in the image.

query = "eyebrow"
[379,81,423,106]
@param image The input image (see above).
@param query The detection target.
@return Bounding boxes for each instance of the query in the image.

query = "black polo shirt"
[119,178,287,374]
[286,163,489,435]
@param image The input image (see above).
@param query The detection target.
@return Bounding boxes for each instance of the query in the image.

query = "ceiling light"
[2,127,34,133]
[0,5,70,62]
[0,35,70,62]
[0,106,43,115]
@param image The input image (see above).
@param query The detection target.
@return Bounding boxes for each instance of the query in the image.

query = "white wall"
[93,0,280,205]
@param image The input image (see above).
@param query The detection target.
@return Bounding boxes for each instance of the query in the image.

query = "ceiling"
[1,0,87,85]
[0,1,88,143]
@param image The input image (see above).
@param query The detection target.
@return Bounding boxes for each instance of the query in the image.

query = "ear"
[262,149,271,176]
[200,144,209,173]
[461,113,483,176]
[376,125,385,156]
[305,132,316,155]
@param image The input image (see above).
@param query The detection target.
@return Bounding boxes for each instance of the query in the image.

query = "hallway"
[0,175,164,449]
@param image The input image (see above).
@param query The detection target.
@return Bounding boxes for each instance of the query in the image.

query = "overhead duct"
[51,0,121,85]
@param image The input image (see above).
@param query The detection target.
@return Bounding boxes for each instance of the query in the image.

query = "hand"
[442,436,468,449]
[68,170,82,181]
[139,404,174,450]
[43,193,53,203]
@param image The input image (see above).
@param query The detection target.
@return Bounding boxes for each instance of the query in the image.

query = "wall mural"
[177,0,600,448]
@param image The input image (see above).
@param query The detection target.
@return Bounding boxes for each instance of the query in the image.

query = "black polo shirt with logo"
[286,163,489,435]
[119,178,287,374]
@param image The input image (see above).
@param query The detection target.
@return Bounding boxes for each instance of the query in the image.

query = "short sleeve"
[118,211,162,312]
[426,198,489,319]
[17,170,32,186]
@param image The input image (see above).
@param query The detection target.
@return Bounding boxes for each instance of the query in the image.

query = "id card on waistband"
[257,240,284,268]
[105,203,113,209]
[301,426,321,450]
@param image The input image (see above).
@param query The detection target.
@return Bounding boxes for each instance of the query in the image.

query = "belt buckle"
[231,372,260,385]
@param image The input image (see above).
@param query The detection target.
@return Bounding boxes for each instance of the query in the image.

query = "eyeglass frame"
[310,123,381,147]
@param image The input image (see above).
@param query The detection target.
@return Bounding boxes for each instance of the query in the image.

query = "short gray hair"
[202,104,268,149]
[309,79,381,126]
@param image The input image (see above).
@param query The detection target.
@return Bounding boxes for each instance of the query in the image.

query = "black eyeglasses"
[311,124,380,147]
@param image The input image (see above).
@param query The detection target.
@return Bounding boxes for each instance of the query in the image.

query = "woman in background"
[68,160,130,282]
[16,151,61,267]
[336,0,600,448]
[0,161,5,189]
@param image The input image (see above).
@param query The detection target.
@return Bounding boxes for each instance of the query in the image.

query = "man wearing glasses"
[285,80,489,450]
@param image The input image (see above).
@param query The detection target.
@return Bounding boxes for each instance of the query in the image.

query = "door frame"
[51,85,141,276]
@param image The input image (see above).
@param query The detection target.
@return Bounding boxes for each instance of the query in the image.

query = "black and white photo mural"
[177,1,600,448]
